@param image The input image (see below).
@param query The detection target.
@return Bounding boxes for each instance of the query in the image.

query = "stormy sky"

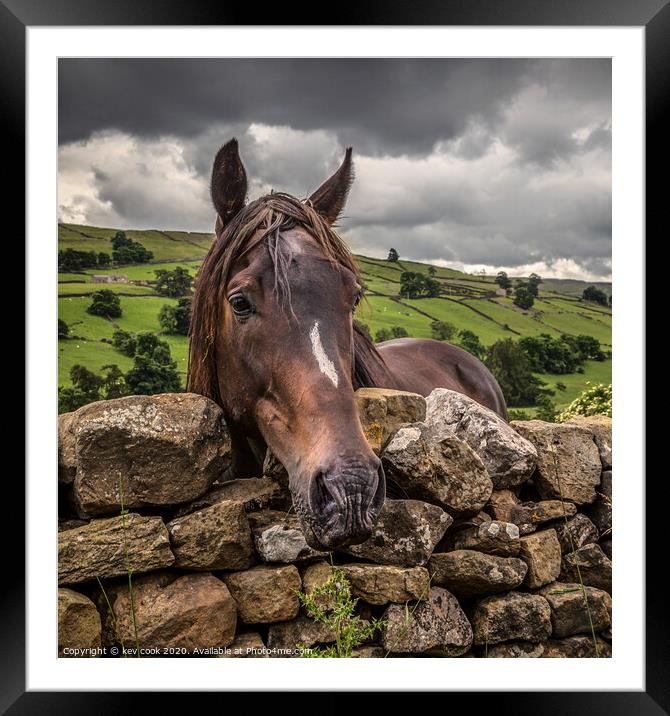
[58,59,612,280]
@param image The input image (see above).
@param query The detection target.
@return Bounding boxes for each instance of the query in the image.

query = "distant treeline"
[58,231,153,272]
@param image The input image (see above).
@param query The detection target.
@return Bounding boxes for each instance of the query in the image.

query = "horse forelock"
[188,192,387,404]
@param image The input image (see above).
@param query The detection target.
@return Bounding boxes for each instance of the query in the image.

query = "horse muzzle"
[302,455,386,550]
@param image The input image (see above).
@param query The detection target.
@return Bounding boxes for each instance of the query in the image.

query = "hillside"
[58,223,612,412]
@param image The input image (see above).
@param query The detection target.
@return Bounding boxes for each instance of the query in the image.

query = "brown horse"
[188,139,507,550]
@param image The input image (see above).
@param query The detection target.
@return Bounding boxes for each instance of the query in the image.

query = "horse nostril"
[308,471,332,513]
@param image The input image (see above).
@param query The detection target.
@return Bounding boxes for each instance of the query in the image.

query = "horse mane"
[352,322,391,390]
[188,192,389,403]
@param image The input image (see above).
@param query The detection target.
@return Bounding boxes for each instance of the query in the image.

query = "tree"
[518,334,579,374]
[527,273,542,297]
[399,272,423,299]
[399,271,440,299]
[112,329,137,357]
[58,366,103,413]
[562,334,606,362]
[391,326,408,338]
[158,305,178,335]
[424,276,441,297]
[124,332,182,395]
[154,267,193,298]
[582,285,608,306]
[58,319,69,339]
[495,271,512,290]
[87,289,122,318]
[375,328,393,342]
[485,339,553,407]
[111,231,153,263]
[513,284,535,310]
[387,248,399,262]
[97,252,111,267]
[111,231,130,250]
[58,248,99,272]
[458,329,485,360]
[100,364,128,399]
[430,320,457,341]
[58,363,127,413]
[173,298,192,335]
[158,299,193,336]
[427,266,437,276]
[518,333,605,374]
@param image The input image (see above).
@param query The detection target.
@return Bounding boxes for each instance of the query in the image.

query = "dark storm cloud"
[59,58,607,159]
[58,58,612,279]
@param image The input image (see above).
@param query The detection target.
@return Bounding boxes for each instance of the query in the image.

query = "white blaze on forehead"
[309,321,339,388]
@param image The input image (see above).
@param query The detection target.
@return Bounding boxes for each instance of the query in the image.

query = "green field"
[58,223,612,410]
[59,223,212,261]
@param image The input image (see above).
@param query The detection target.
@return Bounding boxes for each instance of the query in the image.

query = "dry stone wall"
[57,389,612,658]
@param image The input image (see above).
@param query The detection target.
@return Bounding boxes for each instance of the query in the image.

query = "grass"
[357,296,433,338]
[58,295,189,385]
[58,223,612,405]
[58,283,157,297]
[59,223,213,261]
[511,359,612,418]
[80,260,200,282]
[401,297,513,345]
[59,339,134,385]
[58,272,91,283]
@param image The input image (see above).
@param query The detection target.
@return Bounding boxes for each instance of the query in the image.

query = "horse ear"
[307,147,354,225]
[211,138,248,229]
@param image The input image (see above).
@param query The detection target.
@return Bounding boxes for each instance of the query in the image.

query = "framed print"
[5,0,660,710]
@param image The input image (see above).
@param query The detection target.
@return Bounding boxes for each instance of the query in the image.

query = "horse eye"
[229,294,253,316]
[352,294,362,312]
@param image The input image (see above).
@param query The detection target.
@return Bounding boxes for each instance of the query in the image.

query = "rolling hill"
[58,223,612,413]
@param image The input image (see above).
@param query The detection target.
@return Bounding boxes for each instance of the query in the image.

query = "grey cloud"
[57,58,611,279]
[59,58,608,160]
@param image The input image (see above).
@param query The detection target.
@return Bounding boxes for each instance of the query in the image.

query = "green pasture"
[58,283,157,297]
[59,223,212,262]
[58,272,91,283]
[80,260,200,282]
[58,223,612,407]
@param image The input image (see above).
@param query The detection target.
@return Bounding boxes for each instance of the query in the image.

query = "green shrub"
[295,566,385,658]
[158,298,192,335]
[430,320,457,341]
[87,290,122,318]
[154,267,193,298]
[556,383,612,422]
[513,284,535,310]
[111,231,153,264]
[124,332,182,395]
[458,329,485,360]
[375,326,408,343]
[58,364,127,413]
[485,338,553,407]
[112,329,137,357]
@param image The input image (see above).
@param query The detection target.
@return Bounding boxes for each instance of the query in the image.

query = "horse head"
[189,139,386,550]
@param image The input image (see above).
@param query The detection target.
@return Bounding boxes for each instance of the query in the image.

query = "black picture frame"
[5,0,658,710]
